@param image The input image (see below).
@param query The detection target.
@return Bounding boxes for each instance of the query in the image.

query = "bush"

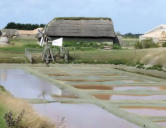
[112,44,121,49]
[147,64,163,71]
[135,39,158,49]
[136,63,145,69]
[162,42,166,47]
[4,110,24,128]
[63,41,105,49]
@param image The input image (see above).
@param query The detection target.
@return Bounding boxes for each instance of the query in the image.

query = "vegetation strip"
[26,98,166,109]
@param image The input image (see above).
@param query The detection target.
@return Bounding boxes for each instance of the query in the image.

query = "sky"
[0,0,165,34]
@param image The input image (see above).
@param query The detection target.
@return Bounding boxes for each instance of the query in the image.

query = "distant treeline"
[5,22,45,30]
[123,33,142,38]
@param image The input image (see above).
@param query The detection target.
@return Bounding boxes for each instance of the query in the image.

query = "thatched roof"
[45,17,116,38]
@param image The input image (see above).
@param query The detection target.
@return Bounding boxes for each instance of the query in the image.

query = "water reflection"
[0,69,61,100]
[92,86,166,100]
[33,103,139,128]
[123,108,166,116]
[0,69,7,85]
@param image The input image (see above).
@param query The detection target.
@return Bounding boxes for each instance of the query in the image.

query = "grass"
[0,85,56,128]
[0,38,166,67]
[0,103,7,128]
[121,38,139,47]
[135,39,159,49]
[71,49,145,65]
[0,38,39,63]
[0,86,7,93]
[0,86,8,128]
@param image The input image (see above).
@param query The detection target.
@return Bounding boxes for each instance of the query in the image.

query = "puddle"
[0,69,62,100]
[33,103,139,128]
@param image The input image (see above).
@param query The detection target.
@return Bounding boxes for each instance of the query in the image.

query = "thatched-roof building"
[45,17,119,44]
[140,25,166,45]
[1,28,43,39]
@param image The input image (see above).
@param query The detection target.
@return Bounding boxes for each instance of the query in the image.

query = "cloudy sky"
[0,0,165,34]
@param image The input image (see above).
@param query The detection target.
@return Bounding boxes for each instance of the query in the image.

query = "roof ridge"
[53,17,112,21]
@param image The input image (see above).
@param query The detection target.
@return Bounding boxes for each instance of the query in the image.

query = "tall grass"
[0,104,7,128]
[0,92,56,128]
[135,39,158,49]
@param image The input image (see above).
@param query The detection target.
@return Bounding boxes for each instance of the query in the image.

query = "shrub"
[136,63,145,69]
[135,42,143,49]
[112,44,121,49]
[147,64,163,71]
[162,42,166,47]
[4,110,24,128]
[63,41,105,49]
[135,39,158,49]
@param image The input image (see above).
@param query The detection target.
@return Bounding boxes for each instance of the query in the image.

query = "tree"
[5,22,45,30]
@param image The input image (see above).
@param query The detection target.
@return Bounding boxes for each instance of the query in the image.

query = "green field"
[0,38,165,67]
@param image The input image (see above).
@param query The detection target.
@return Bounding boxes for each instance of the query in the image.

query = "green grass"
[0,86,7,128]
[0,39,39,63]
[70,49,144,65]
[0,103,7,128]
[0,38,165,67]
[121,38,139,47]
[0,86,7,93]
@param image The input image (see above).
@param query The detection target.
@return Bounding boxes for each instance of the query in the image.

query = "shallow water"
[0,69,61,100]
[123,108,166,116]
[0,69,139,128]
[94,94,166,100]
[157,122,166,127]
[93,85,166,100]
[33,103,139,128]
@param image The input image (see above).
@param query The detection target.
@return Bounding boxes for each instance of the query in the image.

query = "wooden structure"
[45,17,119,44]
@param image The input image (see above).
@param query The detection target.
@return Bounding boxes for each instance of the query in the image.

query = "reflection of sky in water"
[124,108,166,116]
[0,69,61,99]
[157,122,166,127]
[111,95,166,100]
[114,86,160,91]
[33,103,139,128]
